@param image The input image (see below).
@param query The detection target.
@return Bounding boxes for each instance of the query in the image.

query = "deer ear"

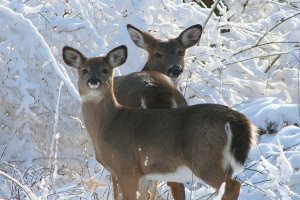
[127,24,154,50]
[62,46,87,68]
[177,24,202,48]
[106,45,127,68]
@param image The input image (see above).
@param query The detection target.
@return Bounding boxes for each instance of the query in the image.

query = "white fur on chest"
[142,166,194,183]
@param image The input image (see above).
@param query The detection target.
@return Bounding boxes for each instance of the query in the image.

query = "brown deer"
[113,24,203,110]
[115,25,202,199]
[114,73,187,200]
[62,45,257,200]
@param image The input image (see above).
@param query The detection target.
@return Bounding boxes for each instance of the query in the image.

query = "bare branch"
[230,42,300,59]
[265,55,281,73]
[256,12,300,45]
[0,170,37,200]
[202,0,222,31]
[225,50,298,66]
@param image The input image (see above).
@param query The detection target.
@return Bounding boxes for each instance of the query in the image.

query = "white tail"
[62,45,257,200]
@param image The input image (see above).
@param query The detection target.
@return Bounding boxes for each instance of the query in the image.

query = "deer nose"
[167,66,183,78]
[88,76,101,85]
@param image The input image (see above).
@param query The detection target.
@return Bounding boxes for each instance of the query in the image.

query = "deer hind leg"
[167,182,185,200]
[117,175,139,200]
[221,177,240,200]
[192,165,240,200]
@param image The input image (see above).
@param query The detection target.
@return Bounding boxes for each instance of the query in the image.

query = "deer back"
[114,71,187,109]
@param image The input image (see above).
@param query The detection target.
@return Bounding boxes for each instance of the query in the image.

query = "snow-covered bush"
[0,0,299,199]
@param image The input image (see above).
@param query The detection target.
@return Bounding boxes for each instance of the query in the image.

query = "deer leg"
[167,182,185,200]
[221,177,240,200]
[112,175,122,200]
[117,175,139,200]
[190,164,240,200]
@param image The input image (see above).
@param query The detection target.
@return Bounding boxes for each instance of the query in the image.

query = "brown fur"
[114,71,187,109]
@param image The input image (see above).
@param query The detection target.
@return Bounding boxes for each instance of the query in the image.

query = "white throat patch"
[81,90,103,102]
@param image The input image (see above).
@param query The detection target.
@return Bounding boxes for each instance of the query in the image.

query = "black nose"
[167,66,183,78]
[88,76,100,85]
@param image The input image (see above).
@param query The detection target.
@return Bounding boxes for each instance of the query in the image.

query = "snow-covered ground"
[0,0,300,199]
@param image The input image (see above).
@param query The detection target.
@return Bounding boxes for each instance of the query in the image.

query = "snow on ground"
[0,0,299,199]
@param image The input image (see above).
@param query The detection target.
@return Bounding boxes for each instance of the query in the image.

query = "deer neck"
[81,85,121,142]
[141,62,150,71]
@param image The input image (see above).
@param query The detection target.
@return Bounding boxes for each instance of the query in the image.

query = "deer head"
[62,45,127,102]
[127,24,202,85]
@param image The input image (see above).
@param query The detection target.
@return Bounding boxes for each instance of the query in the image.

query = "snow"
[0,0,300,199]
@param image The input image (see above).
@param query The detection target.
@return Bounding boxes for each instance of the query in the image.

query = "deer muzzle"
[88,76,101,89]
[167,65,183,78]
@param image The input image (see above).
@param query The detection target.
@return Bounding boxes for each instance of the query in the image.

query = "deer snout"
[88,76,101,89]
[167,65,183,78]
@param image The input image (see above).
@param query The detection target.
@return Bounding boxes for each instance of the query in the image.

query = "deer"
[84,24,202,199]
[62,45,257,200]
[113,24,202,199]
[114,24,202,109]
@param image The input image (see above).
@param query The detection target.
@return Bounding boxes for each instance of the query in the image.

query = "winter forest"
[0,0,300,199]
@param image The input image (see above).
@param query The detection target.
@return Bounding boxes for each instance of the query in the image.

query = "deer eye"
[154,52,162,58]
[177,50,184,56]
[82,69,88,74]
[101,68,108,74]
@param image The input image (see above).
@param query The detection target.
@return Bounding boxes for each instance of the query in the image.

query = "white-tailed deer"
[125,24,202,86]
[88,24,202,200]
[62,45,257,200]
[113,24,202,110]
[114,25,202,199]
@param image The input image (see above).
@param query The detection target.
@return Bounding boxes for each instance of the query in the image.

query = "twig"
[243,168,264,174]
[244,141,300,173]
[265,54,280,73]
[230,41,300,59]
[0,111,55,160]
[0,170,37,200]
[241,0,249,15]
[37,12,52,26]
[283,142,300,151]
[194,191,216,200]
[225,50,298,66]
[202,0,222,32]
[237,178,268,193]
[4,156,85,165]
[159,0,169,12]
[256,12,300,45]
